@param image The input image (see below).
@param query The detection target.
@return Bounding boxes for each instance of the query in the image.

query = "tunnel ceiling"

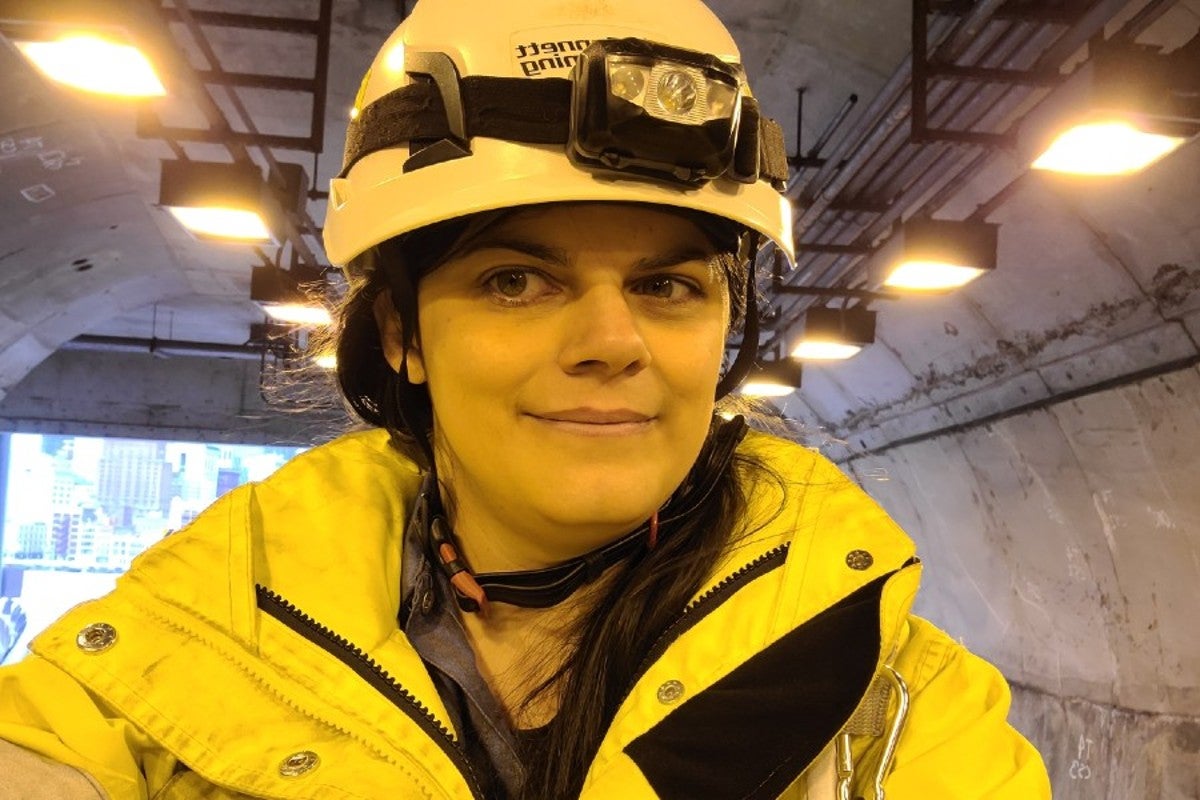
[0,0,1196,449]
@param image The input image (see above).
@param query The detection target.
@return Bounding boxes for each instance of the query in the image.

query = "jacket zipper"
[255,586,485,800]
[624,542,791,697]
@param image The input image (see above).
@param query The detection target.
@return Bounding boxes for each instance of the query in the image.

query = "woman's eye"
[482,268,555,304]
[491,269,529,297]
[634,275,700,301]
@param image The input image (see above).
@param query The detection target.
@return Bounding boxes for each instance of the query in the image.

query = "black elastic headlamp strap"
[340,74,789,184]
[715,234,762,400]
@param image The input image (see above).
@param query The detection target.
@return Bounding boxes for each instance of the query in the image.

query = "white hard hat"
[323,0,795,269]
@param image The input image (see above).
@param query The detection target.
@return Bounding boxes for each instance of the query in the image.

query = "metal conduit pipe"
[820,0,1137,231]
[1117,0,1178,40]
[853,21,1057,210]
[939,0,1012,57]
[787,15,958,202]
[793,0,1127,246]
[1035,0,1144,69]
[920,0,1180,222]
[778,10,994,280]
[806,12,1022,224]
[63,335,268,361]
[771,4,1106,338]
[794,0,1134,292]
[797,24,1058,296]
[763,0,1151,352]
[785,14,1032,289]
[790,8,1008,234]
[170,0,325,266]
[784,57,909,200]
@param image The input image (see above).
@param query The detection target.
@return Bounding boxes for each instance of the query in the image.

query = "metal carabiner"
[872,665,911,800]
[835,665,911,800]
[834,732,855,800]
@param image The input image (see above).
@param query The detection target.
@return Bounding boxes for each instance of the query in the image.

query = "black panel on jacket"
[625,573,888,800]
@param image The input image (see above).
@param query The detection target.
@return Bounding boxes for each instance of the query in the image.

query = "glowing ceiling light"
[738,358,802,398]
[16,35,165,97]
[263,305,333,326]
[792,341,863,361]
[878,218,998,292]
[792,306,876,360]
[159,160,284,244]
[1018,40,1199,177]
[739,381,796,398]
[313,353,338,369]
[883,261,987,291]
[250,265,330,327]
[167,207,274,243]
[1032,120,1186,176]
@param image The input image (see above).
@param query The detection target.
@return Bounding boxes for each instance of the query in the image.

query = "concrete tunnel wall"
[847,365,1200,799]
[0,347,347,446]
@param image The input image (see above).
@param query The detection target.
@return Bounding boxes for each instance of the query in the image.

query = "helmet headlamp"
[571,39,748,185]
[340,37,784,191]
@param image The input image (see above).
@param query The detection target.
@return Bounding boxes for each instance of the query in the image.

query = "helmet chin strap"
[423,414,749,613]
[715,233,762,400]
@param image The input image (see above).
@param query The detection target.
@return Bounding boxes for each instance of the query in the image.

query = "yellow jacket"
[0,429,1050,799]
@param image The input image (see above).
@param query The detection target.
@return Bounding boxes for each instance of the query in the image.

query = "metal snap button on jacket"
[279,751,320,777]
[76,623,117,653]
[657,680,685,705]
[845,549,874,570]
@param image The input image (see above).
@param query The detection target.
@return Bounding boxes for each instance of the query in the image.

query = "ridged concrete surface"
[847,367,1200,796]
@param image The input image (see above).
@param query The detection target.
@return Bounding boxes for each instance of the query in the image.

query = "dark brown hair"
[333,203,777,799]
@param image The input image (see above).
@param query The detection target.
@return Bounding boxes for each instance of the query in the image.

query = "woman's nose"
[557,285,652,378]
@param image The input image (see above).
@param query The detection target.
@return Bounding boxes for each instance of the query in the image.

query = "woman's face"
[398,203,731,565]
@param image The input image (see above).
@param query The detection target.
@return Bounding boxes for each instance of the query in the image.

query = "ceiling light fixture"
[159,160,281,244]
[250,265,332,326]
[739,358,803,398]
[14,33,166,97]
[263,305,333,326]
[792,305,877,360]
[1032,120,1185,175]
[1028,39,1199,176]
[880,218,998,292]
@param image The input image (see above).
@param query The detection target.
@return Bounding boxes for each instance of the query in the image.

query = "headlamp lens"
[705,82,737,120]
[656,69,697,115]
[608,62,648,102]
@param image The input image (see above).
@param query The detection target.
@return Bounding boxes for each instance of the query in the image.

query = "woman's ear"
[372,290,426,384]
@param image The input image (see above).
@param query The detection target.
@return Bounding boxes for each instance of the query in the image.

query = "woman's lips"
[527,408,656,436]
[534,408,653,423]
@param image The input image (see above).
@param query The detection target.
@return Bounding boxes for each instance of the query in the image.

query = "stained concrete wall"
[0,347,345,447]
[846,365,1200,799]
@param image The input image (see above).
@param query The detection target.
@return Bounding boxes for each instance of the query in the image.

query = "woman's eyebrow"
[454,238,570,265]
[632,246,716,272]
[455,239,714,271]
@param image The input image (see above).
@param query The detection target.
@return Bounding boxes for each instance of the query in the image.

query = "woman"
[0,0,1051,798]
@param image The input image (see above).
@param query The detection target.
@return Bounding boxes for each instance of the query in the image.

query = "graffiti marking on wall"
[1069,733,1094,780]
